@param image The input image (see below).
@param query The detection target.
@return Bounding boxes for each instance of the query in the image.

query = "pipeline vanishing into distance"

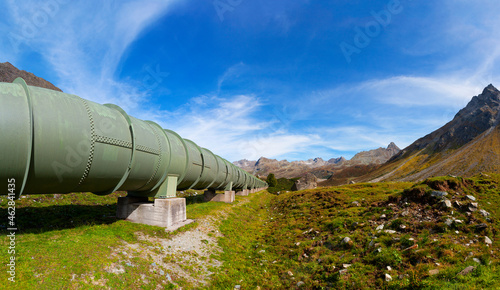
[0,78,267,199]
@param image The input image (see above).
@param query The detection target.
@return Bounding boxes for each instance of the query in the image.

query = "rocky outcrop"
[350,142,401,165]
[291,173,317,191]
[0,62,62,91]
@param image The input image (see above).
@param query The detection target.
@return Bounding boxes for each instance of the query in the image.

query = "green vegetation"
[213,174,500,289]
[1,173,499,289]
[267,176,300,194]
[266,173,278,188]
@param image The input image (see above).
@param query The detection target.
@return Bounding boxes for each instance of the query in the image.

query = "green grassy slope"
[1,174,499,289]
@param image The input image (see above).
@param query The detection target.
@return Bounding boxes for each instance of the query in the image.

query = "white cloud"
[137,94,321,161]
[2,0,179,112]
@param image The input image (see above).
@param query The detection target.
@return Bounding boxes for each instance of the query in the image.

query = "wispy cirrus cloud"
[2,0,180,111]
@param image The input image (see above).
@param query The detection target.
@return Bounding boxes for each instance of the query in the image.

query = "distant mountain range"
[233,142,401,179]
[235,85,500,185]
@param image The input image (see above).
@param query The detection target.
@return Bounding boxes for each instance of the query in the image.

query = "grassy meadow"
[0,173,499,289]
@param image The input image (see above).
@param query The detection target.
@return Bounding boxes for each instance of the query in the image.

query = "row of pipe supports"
[117,177,267,230]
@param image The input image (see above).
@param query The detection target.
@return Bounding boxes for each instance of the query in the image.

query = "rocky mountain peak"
[0,62,62,92]
[387,142,399,150]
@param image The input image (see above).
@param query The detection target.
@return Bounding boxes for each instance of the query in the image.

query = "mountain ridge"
[234,143,400,179]
[361,84,500,182]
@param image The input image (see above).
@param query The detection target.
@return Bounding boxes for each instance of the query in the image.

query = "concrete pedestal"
[117,197,192,230]
[204,190,235,203]
[235,189,249,196]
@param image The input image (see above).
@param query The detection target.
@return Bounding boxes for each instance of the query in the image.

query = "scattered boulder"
[297,281,305,288]
[479,209,490,217]
[475,223,488,230]
[385,273,392,282]
[291,173,318,191]
[341,237,352,245]
[431,191,448,199]
[466,195,476,201]
[457,266,476,276]
[429,269,439,276]
[485,236,493,245]
[441,199,452,209]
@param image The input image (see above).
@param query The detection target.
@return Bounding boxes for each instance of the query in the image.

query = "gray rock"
[342,237,352,244]
[376,224,384,231]
[291,173,318,191]
[466,195,476,201]
[468,206,477,212]
[166,273,172,282]
[384,230,397,234]
[339,269,348,275]
[352,201,360,206]
[431,191,448,198]
[473,258,482,264]
[479,209,490,217]
[297,281,305,287]
[485,236,493,245]
[429,269,439,276]
[457,266,476,276]
[385,273,392,282]
[476,223,488,230]
[442,199,452,209]
[445,218,454,226]
[234,285,241,290]
[380,214,387,220]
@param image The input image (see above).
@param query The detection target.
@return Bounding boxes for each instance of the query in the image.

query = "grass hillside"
[1,174,499,289]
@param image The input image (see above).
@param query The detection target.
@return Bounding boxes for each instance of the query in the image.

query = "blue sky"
[1,0,500,161]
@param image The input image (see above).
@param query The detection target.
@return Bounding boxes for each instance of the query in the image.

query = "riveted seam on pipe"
[141,122,164,190]
[77,98,95,186]
[142,122,172,194]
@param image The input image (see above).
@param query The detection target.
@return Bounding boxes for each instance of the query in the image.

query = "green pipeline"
[0,78,267,198]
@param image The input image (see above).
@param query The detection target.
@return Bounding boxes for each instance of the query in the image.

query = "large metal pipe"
[0,78,267,198]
